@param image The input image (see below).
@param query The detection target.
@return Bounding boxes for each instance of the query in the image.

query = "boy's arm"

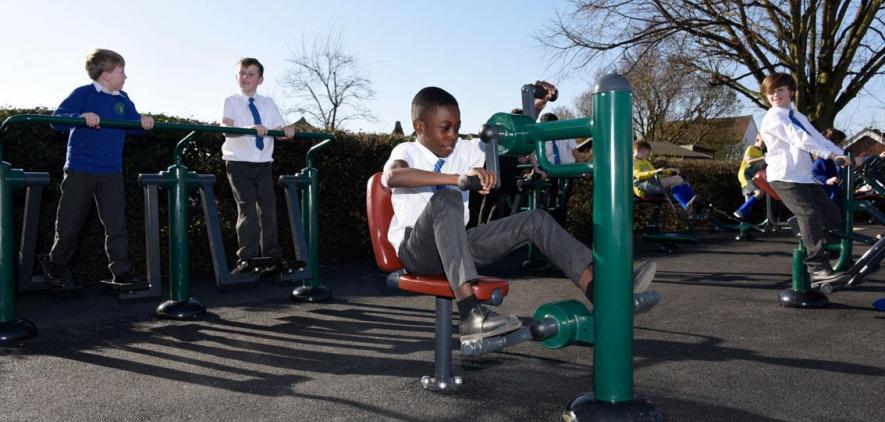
[52,87,87,131]
[383,160,458,188]
[633,160,658,181]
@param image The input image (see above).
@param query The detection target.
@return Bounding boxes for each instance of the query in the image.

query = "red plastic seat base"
[398,274,509,301]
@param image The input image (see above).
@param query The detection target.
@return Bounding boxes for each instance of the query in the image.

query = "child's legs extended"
[253,163,281,259]
[659,175,685,189]
[770,181,831,271]
[49,171,99,266]
[94,173,131,275]
[466,209,593,288]
[226,161,261,260]
[398,190,479,295]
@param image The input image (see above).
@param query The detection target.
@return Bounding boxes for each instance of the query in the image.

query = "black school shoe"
[458,306,522,342]
[45,262,73,289]
[231,259,256,274]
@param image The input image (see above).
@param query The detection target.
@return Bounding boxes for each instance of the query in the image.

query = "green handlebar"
[0,114,335,162]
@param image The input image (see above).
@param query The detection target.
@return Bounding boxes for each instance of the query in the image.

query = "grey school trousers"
[770,180,842,272]
[398,189,594,291]
[49,171,131,276]
[225,161,282,261]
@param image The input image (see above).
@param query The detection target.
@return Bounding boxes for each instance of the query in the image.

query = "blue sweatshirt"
[52,84,143,174]
[812,156,840,202]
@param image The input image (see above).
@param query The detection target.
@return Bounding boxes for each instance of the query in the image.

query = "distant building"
[292,117,317,131]
[647,141,712,160]
[843,128,884,156]
[392,121,405,136]
[668,115,758,159]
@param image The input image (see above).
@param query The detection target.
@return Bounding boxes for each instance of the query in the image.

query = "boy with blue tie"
[221,58,295,274]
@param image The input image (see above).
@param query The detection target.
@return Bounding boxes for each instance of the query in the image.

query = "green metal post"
[0,162,15,322]
[291,138,334,302]
[565,74,660,420]
[590,77,636,404]
[834,153,855,272]
[0,161,38,342]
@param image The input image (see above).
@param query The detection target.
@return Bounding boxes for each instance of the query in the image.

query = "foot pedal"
[38,255,81,292]
[99,278,150,293]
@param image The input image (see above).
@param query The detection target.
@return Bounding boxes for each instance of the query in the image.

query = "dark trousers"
[398,189,593,291]
[225,161,281,261]
[49,171,130,276]
[770,181,842,272]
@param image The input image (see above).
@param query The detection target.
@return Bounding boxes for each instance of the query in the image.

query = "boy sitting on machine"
[382,86,656,341]
[633,140,707,220]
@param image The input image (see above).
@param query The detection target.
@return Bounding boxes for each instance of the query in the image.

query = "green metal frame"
[485,75,650,410]
[0,114,334,323]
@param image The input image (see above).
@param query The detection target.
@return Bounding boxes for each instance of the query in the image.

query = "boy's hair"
[85,49,125,81]
[411,87,458,121]
[761,73,797,97]
[238,57,264,77]
[540,113,559,122]
[511,108,523,114]
[822,128,847,144]
[633,140,651,152]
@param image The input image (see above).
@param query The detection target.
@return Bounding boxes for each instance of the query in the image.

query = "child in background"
[733,134,767,220]
[633,140,699,216]
[812,128,847,204]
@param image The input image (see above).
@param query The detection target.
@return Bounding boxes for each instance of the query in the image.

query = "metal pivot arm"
[481,112,593,179]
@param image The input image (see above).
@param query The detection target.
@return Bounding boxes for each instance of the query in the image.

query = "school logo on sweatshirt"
[115,102,126,116]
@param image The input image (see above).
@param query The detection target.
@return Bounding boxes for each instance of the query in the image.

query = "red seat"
[752,169,781,201]
[365,172,510,390]
[366,173,508,301]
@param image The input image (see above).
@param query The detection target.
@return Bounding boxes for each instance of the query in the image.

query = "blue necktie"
[788,110,812,136]
[248,97,264,150]
[551,141,561,165]
[433,158,445,191]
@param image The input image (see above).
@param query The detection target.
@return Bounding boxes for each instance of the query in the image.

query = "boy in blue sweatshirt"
[44,48,154,289]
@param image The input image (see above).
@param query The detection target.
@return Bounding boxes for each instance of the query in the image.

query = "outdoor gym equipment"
[481,75,663,420]
[0,115,334,334]
[0,121,49,341]
[765,154,885,308]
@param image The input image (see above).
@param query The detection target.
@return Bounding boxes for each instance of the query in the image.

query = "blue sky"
[2,0,883,136]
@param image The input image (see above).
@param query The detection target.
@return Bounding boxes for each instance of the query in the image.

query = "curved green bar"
[484,112,594,178]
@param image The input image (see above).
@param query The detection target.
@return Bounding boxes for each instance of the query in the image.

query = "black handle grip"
[834,157,847,167]
[457,174,483,191]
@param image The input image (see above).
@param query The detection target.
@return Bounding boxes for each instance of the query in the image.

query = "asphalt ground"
[1,226,884,421]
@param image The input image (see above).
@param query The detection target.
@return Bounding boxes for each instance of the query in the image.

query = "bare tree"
[541,0,885,129]
[282,29,375,131]
[619,46,738,145]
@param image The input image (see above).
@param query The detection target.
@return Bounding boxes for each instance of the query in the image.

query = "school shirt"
[760,106,843,184]
[738,145,765,187]
[52,82,143,174]
[383,138,486,254]
[222,93,287,163]
[539,139,578,165]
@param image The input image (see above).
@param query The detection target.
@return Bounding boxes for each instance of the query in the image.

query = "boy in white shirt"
[759,73,850,284]
[221,58,295,274]
[382,87,655,341]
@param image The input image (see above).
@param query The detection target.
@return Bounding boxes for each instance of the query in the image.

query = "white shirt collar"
[92,81,120,96]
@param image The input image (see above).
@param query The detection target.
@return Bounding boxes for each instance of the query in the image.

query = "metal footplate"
[98,278,150,293]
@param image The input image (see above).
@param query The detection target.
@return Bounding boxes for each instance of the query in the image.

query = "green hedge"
[2,108,747,280]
